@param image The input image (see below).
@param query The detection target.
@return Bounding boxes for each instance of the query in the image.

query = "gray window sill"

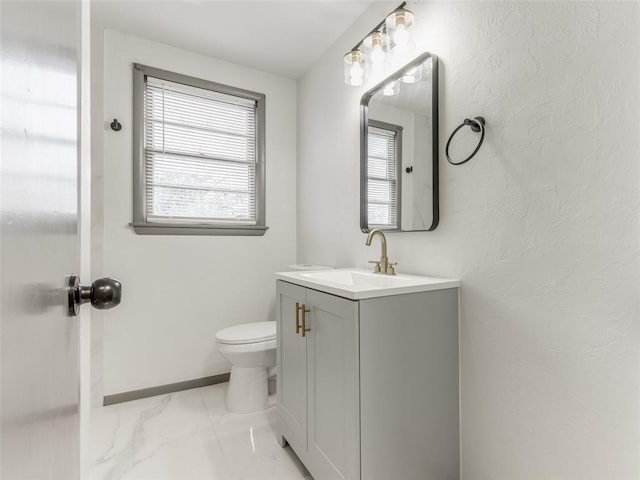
[131,222,268,236]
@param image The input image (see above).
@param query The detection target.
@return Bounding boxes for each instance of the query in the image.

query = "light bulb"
[350,62,364,86]
[370,44,385,72]
[393,24,409,49]
[363,31,386,74]
[344,50,366,86]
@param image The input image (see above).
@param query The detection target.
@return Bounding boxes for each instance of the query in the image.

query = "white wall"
[298,2,640,478]
[95,29,297,396]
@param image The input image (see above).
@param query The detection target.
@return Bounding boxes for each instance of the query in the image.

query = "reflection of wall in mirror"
[412,113,432,229]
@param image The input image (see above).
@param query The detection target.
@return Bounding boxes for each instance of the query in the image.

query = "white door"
[2,1,83,478]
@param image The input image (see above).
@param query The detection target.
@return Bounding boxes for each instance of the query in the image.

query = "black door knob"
[86,277,122,310]
[67,275,122,316]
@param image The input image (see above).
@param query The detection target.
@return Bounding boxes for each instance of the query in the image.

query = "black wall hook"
[110,119,122,131]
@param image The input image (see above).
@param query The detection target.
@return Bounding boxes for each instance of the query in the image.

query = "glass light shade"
[382,80,400,96]
[385,8,414,30]
[363,31,386,73]
[402,65,422,83]
[344,50,366,86]
[385,8,415,54]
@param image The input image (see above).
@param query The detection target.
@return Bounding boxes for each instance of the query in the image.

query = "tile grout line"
[197,387,239,480]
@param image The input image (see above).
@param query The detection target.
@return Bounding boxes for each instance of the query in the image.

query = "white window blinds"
[144,76,258,225]
[367,125,399,229]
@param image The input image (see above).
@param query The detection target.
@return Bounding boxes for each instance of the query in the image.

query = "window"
[132,64,267,235]
[366,120,402,230]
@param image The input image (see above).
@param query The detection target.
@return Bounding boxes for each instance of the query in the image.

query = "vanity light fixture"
[343,2,415,87]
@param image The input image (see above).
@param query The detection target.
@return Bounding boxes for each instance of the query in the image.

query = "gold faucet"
[365,229,397,275]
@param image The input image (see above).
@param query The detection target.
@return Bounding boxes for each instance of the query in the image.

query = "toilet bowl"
[216,321,276,413]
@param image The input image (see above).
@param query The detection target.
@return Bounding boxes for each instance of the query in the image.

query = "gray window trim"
[132,63,268,236]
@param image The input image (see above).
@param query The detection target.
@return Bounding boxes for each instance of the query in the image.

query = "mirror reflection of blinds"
[367,125,398,229]
[144,76,257,224]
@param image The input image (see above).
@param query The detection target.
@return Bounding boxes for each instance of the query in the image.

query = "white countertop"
[275,268,459,300]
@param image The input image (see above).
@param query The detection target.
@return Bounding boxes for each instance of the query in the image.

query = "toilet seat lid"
[216,321,276,345]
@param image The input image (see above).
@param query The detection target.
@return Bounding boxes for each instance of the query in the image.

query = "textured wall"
[298,2,640,478]
[96,29,297,395]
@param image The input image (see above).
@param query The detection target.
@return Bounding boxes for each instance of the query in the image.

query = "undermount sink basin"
[300,269,418,288]
[275,268,459,300]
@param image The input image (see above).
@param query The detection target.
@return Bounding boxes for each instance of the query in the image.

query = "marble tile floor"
[89,383,312,480]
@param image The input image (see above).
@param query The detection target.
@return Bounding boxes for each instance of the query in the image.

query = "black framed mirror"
[360,52,439,232]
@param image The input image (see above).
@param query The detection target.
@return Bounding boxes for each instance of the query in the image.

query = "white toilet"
[216,264,331,414]
[216,321,276,413]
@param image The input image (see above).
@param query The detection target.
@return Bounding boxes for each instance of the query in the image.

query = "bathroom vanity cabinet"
[275,275,460,480]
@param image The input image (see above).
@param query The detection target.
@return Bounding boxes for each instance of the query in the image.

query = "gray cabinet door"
[306,289,360,480]
[1,1,81,478]
[276,281,308,453]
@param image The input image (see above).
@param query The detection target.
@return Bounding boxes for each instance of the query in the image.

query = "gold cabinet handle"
[295,302,302,334]
[301,305,311,337]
